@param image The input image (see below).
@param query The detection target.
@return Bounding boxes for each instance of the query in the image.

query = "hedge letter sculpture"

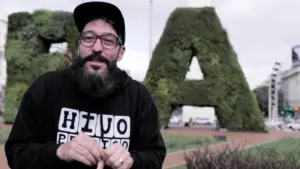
[144,7,266,132]
[4,10,77,123]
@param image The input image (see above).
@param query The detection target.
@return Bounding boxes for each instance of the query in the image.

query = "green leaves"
[144,7,266,132]
[4,10,77,123]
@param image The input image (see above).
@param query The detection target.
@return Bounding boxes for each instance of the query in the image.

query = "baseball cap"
[73,1,126,45]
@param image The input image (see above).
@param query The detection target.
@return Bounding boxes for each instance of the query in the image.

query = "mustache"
[71,53,111,69]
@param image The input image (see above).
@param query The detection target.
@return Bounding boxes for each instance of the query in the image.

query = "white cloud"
[214,0,300,89]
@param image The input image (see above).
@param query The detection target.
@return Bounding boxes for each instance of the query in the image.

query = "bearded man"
[5,2,166,169]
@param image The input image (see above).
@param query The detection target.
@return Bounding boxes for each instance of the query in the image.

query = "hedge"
[185,138,300,169]
[143,7,266,132]
[4,9,77,123]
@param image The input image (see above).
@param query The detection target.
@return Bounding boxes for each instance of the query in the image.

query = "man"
[5,1,166,169]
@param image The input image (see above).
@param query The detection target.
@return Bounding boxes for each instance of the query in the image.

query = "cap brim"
[73,1,125,44]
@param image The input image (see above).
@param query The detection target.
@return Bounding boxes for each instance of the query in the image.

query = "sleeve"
[4,74,67,169]
[129,85,167,169]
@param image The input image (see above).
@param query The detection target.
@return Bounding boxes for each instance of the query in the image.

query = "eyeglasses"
[79,32,122,49]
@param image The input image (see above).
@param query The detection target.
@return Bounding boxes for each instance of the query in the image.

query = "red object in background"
[63,51,73,66]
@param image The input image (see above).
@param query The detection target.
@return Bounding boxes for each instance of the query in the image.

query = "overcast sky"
[0,0,299,89]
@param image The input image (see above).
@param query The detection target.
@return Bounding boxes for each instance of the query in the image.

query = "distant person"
[5,1,166,169]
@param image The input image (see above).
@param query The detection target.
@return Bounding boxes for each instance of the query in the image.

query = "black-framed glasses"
[79,32,122,49]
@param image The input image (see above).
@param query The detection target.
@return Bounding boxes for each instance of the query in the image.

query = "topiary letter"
[144,7,266,132]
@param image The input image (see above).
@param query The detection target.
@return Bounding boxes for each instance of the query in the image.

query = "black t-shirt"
[5,68,166,169]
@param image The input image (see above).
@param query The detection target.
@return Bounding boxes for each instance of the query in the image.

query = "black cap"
[73,1,126,45]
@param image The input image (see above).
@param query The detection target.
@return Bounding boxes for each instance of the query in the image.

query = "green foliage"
[3,83,28,123]
[185,138,300,169]
[253,85,284,117]
[143,7,266,132]
[4,9,78,123]
[33,9,59,40]
[7,12,32,33]
[0,128,11,145]
[6,40,33,84]
[163,134,224,153]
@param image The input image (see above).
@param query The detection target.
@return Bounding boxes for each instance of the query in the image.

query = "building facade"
[280,46,300,118]
[0,19,7,116]
[281,66,300,107]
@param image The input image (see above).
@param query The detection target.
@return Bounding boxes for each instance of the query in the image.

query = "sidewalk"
[0,128,299,169]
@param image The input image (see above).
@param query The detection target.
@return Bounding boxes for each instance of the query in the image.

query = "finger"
[80,139,103,161]
[102,144,119,161]
[116,155,130,169]
[105,146,124,166]
[76,134,103,161]
[106,147,126,168]
[73,144,97,165]
[90,140,104,161]
[70,148,93,166]
[96,160,105,169]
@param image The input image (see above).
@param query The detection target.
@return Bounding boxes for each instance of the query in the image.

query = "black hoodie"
[5,68,166,169]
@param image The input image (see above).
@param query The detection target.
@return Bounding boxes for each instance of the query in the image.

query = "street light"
[149,0,153,58]
[268,62,282,124]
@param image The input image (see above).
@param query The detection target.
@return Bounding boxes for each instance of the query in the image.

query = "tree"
[143,7,266,132]
[252,85,284,117]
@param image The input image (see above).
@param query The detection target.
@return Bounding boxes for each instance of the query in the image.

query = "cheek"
[103,50,119,61]
[79,46,92,57]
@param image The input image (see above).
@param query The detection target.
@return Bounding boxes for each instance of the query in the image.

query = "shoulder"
[126,80,156,112]
[36,69,68,82]
[128,79,152,99]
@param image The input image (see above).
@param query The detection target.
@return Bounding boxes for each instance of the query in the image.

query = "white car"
[286,122,300,131]
[190,117,214,125]
[169,116,182,125]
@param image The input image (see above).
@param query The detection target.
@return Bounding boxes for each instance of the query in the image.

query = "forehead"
[82,19,117,36]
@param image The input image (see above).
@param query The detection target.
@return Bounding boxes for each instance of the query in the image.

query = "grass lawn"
[0,128,11,145]
[242,137,300,160]
[170,164,186,169]
[170,137,300,169]
[163,134,226,153]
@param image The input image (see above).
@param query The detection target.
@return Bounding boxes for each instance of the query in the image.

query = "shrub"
[4,9,77,123]
[184,141,300,169]
[143,7,265,132]
[3,83,28,123]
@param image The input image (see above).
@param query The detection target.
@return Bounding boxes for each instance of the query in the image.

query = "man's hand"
[102,143,133,169]
[56,133,103,166]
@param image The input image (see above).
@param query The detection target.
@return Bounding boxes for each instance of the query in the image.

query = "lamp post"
[149,0,153,58]
[268,62,282,125]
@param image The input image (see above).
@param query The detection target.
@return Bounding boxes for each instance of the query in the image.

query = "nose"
[92,38,104,53]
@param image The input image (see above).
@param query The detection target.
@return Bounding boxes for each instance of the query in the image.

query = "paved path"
[0,128,299,169]
[161,128,300,168]
[0,147,8,169]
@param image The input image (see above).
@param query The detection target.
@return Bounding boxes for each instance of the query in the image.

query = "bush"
[4,9,77,123]
[143,7,265,132]
[253,85,284,117]
[184,141,300,169]
[3,83,28,123]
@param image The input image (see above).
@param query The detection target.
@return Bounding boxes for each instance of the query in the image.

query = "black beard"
[69,53,121,98]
